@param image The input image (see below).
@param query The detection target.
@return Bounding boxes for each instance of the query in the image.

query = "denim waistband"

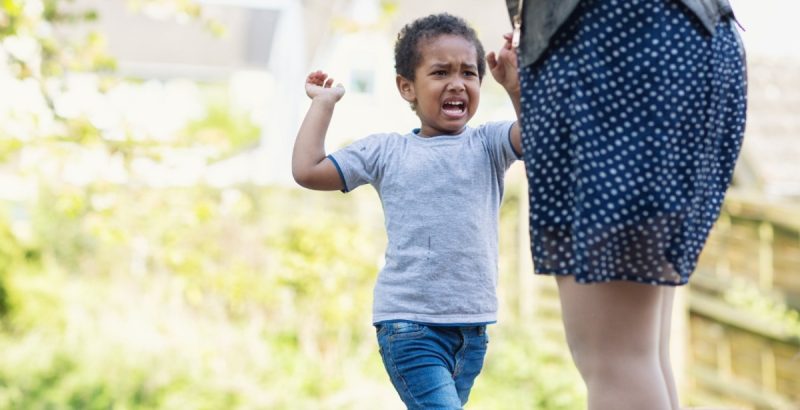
[376,320,488,335]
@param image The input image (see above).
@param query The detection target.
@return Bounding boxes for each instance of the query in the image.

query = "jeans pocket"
[388,321,428,341]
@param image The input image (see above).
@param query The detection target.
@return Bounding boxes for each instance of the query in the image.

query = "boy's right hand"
[306,70,345,102]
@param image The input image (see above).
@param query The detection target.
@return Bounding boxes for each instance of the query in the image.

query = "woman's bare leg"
[659,286,680,410]
[556,276,672,410]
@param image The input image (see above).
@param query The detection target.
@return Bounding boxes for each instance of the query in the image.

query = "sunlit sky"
[722,0,800,58]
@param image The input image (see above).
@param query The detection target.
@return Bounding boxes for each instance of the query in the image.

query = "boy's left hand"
[487,33,519,95]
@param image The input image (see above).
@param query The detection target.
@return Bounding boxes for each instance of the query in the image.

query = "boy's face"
[397,34,481,137]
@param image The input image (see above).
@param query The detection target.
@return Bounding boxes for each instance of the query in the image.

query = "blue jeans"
[376,321,489,409]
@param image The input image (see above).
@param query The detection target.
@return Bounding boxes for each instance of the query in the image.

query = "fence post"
[518,181,535,321]
[758,221,774,290]
[761,347,777,393]
[716,213,731,278]
[718,333,732,380]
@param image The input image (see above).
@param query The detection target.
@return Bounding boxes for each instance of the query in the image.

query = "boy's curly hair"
[394,13,486,81]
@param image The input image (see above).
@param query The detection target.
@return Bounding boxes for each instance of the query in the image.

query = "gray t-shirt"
[328,121,520,325]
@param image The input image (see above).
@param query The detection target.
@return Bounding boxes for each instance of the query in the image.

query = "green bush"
[0,183,590,409]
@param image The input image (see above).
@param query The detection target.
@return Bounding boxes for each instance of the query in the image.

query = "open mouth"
[442,100,466,116]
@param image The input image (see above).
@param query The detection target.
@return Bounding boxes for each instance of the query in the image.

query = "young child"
[291,13,521,409]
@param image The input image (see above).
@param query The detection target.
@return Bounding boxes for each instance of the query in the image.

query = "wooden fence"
[690,190,800,409]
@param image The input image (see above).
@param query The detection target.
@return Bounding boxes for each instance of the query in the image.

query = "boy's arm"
[487,33,522,156]
[292,71,346,191]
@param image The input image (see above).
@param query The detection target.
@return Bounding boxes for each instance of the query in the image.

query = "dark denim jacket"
[506,0,736,67]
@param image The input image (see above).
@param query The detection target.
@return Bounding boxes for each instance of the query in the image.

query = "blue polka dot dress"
[519,0,747,285]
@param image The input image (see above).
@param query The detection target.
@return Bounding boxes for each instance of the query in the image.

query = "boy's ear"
[396,75,416,104]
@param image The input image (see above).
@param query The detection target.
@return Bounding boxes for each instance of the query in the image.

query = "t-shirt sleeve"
[479,120,521,170]
[327,134,386,193]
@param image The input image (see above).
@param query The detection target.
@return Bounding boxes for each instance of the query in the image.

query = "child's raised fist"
[305,70,345,102]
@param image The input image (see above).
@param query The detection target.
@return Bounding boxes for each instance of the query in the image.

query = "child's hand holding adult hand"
[305,70,345,103]
[487,33,520,96]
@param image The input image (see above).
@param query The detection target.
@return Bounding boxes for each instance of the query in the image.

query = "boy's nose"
[447,79,465,92]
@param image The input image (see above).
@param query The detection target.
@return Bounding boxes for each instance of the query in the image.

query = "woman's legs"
[659,286,680,410]
[556,277,672,410]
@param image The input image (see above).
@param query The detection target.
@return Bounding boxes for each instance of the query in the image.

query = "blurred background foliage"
[0,182,586,409]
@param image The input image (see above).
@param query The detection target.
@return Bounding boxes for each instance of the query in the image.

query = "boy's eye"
[464,71,478,77]
[432,70,448,76]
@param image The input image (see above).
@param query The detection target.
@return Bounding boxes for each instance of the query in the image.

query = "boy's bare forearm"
[506,87,521,119]
[505,86,523,155]
[487,33,523,155]
[292,98,335,176]
[292,70,345,191]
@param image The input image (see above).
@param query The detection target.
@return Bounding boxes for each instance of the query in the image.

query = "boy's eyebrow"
[426,62,479,70]
[427,62,451,69]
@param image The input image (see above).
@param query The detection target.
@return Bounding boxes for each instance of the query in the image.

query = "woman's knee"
[572,345,661,383]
